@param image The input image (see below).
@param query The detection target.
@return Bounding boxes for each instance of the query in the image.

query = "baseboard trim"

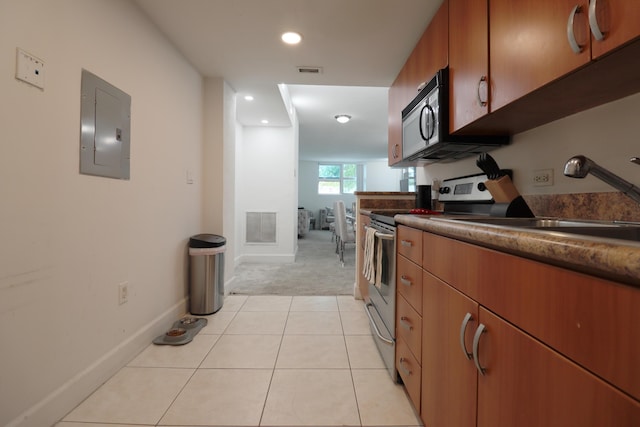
[237,254,295,263]
[7,298,188,427]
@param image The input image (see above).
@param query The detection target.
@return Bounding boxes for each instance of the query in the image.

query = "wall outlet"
[533,169,554,186]
[118,282,129,305]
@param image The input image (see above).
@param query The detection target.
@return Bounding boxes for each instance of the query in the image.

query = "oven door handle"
[364,303,394,345]
[364,225,395,240]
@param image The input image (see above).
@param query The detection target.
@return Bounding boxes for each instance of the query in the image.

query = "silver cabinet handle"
[399,357,413,376]
[400,316,413,331]
[400,240,413,247]
[567,5,585,54]
[400,275,412,287]
[459,312,474,360]
[631,157,640,166]
[477,76,488,107]
[472,323,487,375]
[588,0,605,41]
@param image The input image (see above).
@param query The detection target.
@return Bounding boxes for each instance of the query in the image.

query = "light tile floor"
[57,295,422,427]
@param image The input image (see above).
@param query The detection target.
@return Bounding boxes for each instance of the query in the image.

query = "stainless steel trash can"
[189,234,226,315]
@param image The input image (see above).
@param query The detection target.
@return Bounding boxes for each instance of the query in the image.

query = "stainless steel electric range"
[364,172,520,382]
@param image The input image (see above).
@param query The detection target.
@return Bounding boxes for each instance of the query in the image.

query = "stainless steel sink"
[438,217,640,243]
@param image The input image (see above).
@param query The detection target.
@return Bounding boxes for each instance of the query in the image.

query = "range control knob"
[439,186,451,194]
[477,182,487,191]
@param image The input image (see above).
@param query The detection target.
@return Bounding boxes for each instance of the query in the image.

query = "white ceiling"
[134,0,443,161]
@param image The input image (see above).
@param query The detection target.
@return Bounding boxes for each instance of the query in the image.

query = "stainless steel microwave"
[401,67,509,163]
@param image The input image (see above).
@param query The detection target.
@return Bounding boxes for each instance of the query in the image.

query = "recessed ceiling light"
[335,114,351,124]
[244,95,254,101]
[261,119,269,124]
[281,31,302,45]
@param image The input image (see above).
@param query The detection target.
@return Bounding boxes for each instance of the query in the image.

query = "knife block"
[490,196,535,218]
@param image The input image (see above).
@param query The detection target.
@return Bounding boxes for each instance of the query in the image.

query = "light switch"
[186,170,194,184]
[16,48,45,89]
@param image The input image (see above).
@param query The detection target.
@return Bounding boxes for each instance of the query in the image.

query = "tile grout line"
[338,298,365,427]
[256,296,291,426]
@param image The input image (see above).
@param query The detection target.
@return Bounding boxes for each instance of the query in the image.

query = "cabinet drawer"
[398,225,422,264]
[396,294,422,361]
[397,255,422,314]
[396,335,421,412]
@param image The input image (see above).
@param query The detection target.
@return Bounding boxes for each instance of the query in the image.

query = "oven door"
[365,300,397,382]
[365,224,398,381]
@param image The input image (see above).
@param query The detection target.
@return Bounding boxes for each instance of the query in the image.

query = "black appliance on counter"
[402,67,509,163]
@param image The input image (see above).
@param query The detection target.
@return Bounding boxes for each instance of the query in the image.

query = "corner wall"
[0,1,204,426]
[235,126,298,264]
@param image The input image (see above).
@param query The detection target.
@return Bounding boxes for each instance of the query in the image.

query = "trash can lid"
[189,233,226,248]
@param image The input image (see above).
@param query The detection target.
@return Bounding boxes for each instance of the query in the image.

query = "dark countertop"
[395,214,640,287]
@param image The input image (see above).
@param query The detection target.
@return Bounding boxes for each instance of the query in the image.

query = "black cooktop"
[369,210,412,226]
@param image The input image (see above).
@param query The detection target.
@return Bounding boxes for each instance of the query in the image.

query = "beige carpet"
[229,230,356,296]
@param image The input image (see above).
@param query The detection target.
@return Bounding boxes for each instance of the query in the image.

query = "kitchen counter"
[395,214,640,287]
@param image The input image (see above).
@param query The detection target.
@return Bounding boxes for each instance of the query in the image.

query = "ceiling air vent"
[297,66,323,74]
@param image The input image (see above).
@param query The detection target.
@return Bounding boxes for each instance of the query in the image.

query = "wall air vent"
[297,66,323,74]
[246,212,277,244]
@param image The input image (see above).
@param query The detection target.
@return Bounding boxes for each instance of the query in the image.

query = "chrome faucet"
[563,155,640,204]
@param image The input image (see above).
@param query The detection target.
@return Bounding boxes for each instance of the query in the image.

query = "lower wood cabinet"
[421,269,640,427]
[422,271,478,427]
[476,307,639,427]
[407,229,640,426]
[396,334,421,411]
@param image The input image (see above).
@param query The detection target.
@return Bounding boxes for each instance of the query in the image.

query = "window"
[318,163,359,195]
[400,167,416,192]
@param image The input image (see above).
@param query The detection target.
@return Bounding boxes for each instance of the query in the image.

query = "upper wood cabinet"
[449,0,490,133]
[387,0,448,166]
[489,0,640,112]
[489,0,592,112]
[391,0,640,152]
[589,0,640,58]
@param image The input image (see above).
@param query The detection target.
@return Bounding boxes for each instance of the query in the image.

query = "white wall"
[298,160,402,222]
[0,1,204,426]
[418,92,640,202]
[203,78,237,283]
[235,126,298,263]
[366,160,405,191]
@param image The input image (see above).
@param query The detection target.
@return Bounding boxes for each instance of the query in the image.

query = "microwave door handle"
[425,104,436,140]
[418,104,429,141]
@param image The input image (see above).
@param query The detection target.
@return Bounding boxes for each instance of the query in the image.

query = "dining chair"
[335,200,356,266]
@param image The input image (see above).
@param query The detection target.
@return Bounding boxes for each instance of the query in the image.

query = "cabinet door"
[476,308,640,427]
[449,0,489,133]
[422,271,478,427]
[490,0,591,111]
[388,75,405,166]
[590,0,640,58]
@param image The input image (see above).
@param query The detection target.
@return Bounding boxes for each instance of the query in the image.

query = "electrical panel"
[80,70,131,179]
